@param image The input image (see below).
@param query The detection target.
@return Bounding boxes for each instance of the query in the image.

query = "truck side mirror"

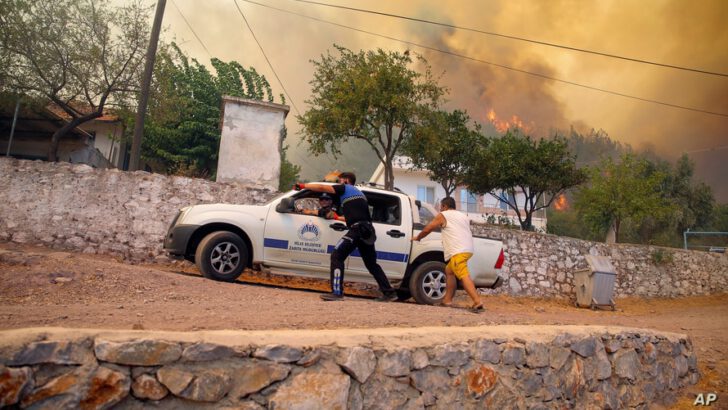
[276,197,295,213]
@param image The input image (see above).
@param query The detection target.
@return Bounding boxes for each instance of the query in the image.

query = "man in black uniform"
[298,193,344,221]
[294,172,397,302]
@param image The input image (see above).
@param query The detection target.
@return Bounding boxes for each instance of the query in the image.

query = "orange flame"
[553,194,568,211]
[486,108,534,134]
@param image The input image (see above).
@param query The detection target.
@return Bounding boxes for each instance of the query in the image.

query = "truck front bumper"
[163,224,199,257]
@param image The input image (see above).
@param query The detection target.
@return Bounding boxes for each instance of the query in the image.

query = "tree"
[574,153,672,243]
[0,0,151,161]
[630,154,715,246]
[403,109,483,197]
[139,43,285,178]
[298,45,445,190]
[662,154,714,233]
[279,146,301,191]
[465,131,586,231]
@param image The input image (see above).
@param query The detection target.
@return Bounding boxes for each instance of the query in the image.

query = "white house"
[368,156,547,231]
[2,102,128,169]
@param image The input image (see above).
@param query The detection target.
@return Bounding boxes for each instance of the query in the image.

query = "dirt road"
[0,242,726,408]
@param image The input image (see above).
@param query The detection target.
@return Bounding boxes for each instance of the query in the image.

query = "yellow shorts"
[447,252,473,280]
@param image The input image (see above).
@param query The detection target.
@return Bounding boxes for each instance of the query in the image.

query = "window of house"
[460,189,478,213]
[499,190,515,211]
[417,185,435,205]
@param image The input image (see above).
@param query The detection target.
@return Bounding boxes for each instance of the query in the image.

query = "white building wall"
[217,96,289,190]
[81,121,124,168]
[370,157,547,231]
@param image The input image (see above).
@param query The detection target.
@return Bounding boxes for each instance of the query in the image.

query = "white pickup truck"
[164,184,504,305]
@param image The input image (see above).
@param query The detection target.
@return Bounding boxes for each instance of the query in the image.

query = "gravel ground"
[0,242,726,408]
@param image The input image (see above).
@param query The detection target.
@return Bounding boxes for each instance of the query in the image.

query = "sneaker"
[468,304,485,313]
[320,293,344,301]
[374,292,397,302]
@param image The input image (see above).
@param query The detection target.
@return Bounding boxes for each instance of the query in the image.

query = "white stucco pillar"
[217,96,290,190]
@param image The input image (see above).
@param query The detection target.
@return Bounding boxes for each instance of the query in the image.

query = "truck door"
[263,193,346,276]
[347,191,411,283]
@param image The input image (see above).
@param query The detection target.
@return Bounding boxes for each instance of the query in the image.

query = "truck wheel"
[409,261,447,305]
[195,231,248,282]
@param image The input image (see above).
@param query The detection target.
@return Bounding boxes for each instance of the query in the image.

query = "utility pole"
[129,0,166,171]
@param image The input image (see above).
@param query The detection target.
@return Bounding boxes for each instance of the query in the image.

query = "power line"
[242,0,728,118]
[170,0,212,57]
[292,0,728,78]
[231,0,331,179]
[686,145,728,154]
[231,0,301,116]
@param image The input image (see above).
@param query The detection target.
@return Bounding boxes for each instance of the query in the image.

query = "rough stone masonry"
[0,157,726,299]
[0,326,699,409]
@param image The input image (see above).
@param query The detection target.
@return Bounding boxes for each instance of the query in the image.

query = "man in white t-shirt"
[412,197,484,312]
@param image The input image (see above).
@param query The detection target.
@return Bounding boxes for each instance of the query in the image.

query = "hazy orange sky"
[158,0,728,201]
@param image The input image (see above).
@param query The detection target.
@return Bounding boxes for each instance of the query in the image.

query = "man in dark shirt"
[295,172,397,302]
[299,193,344,221]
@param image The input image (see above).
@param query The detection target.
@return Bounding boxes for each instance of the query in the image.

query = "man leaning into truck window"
[294,172,397,302]
[412,197,485,313]
[298,193,344,222]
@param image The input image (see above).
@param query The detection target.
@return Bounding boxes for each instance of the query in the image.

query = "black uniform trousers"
[330,223,394,296]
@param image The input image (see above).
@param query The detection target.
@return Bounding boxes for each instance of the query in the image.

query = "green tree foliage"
[278,126,300,190]
[403,109,483,197]
[545,128,629,239]
[575,153,673,243]
[0,0,151,161]
[710,204,728,232]
[298,45,445,190]
[566,127,628,167]
[465,131,586,231]
[546,206,600,241]
[139,43,288,178]
[629,154,715,246]
[279,146,301,191]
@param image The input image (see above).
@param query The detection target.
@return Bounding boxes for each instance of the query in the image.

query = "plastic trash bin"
[574,255,616,310]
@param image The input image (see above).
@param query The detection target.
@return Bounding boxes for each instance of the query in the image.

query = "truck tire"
[195,231,248,282]
[409,261,447,305]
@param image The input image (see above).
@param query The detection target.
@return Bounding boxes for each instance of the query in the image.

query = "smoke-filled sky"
[158,0,728,201]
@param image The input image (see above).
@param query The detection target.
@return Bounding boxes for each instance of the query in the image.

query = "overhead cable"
[292,0,728,78]
[242,0,728,118]
[170,0,212,57]
[232,0,301,116]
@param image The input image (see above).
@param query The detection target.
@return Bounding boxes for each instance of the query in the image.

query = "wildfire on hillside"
[553,194,569,211]
[486,108,534,134]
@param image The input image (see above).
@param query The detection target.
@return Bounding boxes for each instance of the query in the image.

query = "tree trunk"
[605,219,617,244]
[442,183,454,198]
[522,213,533,231]
[384,161,394,190]
[48,113,103,162]
[49,121,81,162]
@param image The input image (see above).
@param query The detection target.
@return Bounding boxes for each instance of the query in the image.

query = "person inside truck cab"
[298,193,344,222]
[294,172,397,302]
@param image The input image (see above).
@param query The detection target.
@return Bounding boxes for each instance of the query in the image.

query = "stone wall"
[0,326,699,409]
[1,157,726,298]
[471,225,728,298]
[0,158,276,262]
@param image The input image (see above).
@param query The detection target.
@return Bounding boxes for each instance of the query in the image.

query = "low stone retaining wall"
[0,326,698,409]
[1,157,726,298]
[472,226,728,299]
